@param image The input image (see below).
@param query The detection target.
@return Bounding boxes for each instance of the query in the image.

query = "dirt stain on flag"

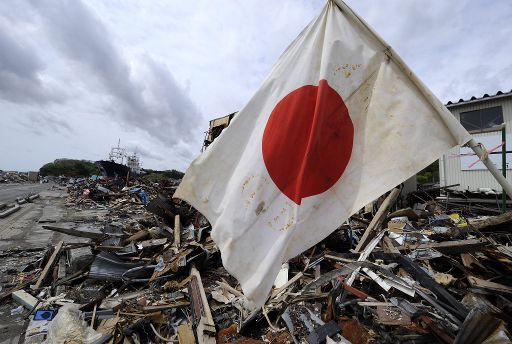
[255,201,266,215]
[242,175,254,191]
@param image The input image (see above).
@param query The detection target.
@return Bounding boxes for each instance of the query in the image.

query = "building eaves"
[446,90,512,108]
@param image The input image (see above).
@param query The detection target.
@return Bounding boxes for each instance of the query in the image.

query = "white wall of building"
[440,95,512,192]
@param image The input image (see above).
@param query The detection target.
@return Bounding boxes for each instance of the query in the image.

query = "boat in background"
[95,140,141,179]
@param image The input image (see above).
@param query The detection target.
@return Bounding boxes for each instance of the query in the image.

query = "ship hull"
[95,160,130,178]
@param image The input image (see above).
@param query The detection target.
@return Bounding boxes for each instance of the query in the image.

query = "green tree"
[142,169,185,182]
[417,160,439,184]
[40,159,99,177]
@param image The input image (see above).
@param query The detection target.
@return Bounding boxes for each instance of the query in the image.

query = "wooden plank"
[0,281,32,302]
[55,255,67,295]
[460,253,486,270]
[42,224,106,240]
[125,230,148,242]
[140,238,167,249]
[142,301,190,312]
[469,211,512,231]
[97,317,120,334]
[177,323,196,344]
[396,238,487,254]
[189,266,215,344]
[35,240,63,289]
[174,215,181,248]
[355,188,400,252]
[271,272,304,298]
[217,281,244,298]
[382,235,400,254]
[90,304,97,328]
[467,276,512,294]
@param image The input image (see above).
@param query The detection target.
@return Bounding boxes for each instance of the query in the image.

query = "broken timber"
[174,214,181,248]
[396,238,488,254]
[35,240,64,289]
[42,223,106,240]
[189,266,216,344]
[355,188,400,252]
[469,211,512,231]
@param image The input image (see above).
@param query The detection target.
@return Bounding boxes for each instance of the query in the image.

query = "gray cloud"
[1,0,511,172]
[29,0,202,148]
[18,111,74,137]
[348,0,512,102]
[124,144,164,162]
[0,21,62,104]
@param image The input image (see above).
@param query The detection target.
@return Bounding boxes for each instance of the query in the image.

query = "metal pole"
[467,138,512,200]
[502,125,507,212]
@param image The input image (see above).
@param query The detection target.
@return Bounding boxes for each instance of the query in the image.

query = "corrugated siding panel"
[441,97,512,191]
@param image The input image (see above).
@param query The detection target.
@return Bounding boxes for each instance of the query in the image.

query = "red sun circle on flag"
[262,79,354,205]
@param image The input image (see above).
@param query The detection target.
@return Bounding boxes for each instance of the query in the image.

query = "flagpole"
[467,138,512,200]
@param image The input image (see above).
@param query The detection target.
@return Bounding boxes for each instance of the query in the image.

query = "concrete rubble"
[0,179,511,344]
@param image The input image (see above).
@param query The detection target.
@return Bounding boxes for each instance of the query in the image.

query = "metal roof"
[446,90,512,108]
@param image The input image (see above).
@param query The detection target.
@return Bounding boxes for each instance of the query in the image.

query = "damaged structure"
[1,171,512,343]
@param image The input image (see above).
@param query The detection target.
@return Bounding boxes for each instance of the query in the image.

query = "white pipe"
[468,138,512,199]
[439,154,446,188]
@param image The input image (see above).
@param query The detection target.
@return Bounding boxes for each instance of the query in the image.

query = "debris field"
[1,179,511,343]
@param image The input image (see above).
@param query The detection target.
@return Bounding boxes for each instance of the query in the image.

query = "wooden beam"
[217,280,244,298]
[177,323,196,344]
[469,211,512,231]
[382,235,400,254]
[142,301,190,312]
[0,281,32,302]
[125,230,149,242]
[396,238,487,254]
[42,224,105,240]
[55,255,67,295]
[35,240,63,289]
[189,266,215,344]
[271,272,304,298]
[468,276,512,294]
[174,215,181,248]
[355,188,400,252]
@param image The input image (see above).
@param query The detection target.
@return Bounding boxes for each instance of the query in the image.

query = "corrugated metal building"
[439,90,512,192]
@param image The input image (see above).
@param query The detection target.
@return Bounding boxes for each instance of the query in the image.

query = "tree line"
[40,159,99,177]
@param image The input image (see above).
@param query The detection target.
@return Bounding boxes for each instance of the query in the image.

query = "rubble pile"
[0,171,31,183]
[1,181,512,343]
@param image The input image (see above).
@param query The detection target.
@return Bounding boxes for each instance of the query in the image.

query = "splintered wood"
[189,266,216,344]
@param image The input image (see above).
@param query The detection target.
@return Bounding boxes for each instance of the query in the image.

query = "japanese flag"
[174,0,470,308]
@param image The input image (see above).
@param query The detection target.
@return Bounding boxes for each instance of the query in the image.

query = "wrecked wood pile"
[0,171,32,184]
[1,180,512,343]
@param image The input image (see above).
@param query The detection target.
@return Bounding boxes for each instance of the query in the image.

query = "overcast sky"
[1,0,511,172]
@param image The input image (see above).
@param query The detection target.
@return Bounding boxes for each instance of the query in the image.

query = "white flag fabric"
[174,0,471,308]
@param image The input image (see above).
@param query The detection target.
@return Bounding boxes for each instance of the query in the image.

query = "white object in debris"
[273,263,289,288]
[24,316,51,344]
[478,187,497,195]
[389,232,405,246]
[390,216,408,222]
[432,226,450,234]
[211,287,236,304]
[10,305,24,315]
[12,290,39,310]
[46,304,102,344]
